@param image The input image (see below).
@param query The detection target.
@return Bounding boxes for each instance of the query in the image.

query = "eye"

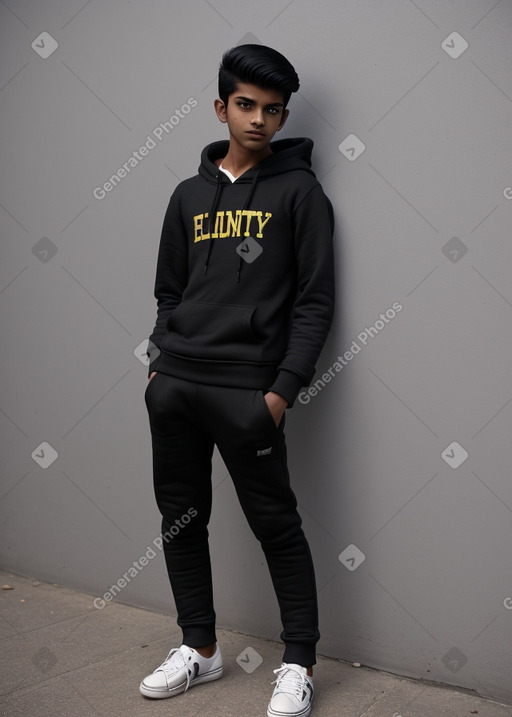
[237,102,251,109]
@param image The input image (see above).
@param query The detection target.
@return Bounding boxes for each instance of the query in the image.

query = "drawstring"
[203,173,224,276]
[236,168,260,283]
[203,167,261,282]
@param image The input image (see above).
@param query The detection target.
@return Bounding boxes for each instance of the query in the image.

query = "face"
[214,82,289,155]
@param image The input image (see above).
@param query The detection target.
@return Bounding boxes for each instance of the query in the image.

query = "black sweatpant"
[144,372,319,667]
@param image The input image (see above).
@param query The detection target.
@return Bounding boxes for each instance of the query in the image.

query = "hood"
[198,137,317,183]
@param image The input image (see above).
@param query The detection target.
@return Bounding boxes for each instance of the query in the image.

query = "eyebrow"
[234,95,284,108]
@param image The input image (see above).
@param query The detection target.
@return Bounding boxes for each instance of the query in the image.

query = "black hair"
[218,44,300,108]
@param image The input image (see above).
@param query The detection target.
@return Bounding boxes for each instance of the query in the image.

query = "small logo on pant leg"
[257,447,272,457]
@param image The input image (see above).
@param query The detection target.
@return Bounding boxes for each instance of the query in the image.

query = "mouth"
[246,130,265,138]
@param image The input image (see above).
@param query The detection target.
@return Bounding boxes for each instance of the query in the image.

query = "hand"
[148,371,157,382]
[264,391,288,427]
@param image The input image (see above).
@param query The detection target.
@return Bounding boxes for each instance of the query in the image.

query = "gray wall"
[1,0,511,705]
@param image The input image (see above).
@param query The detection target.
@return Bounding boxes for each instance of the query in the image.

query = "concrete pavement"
[1,570,510,717]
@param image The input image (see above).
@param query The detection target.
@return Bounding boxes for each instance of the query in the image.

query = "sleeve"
[267,183,335,406]
[146,189,188,376]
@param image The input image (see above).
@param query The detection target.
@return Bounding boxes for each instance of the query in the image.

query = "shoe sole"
[267,700,312,717]
[139,665,223,699]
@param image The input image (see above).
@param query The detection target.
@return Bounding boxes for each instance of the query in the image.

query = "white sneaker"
[139,644,223,699]
[267,663,314,717]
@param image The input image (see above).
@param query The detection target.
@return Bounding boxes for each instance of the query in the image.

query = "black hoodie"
[147,137,335,406]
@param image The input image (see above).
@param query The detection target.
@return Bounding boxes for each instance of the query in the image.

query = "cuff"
[267,370,305,408]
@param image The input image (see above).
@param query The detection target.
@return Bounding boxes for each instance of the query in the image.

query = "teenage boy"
[141,44,335,717]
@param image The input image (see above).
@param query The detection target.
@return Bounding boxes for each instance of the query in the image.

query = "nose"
[251,109,265,126]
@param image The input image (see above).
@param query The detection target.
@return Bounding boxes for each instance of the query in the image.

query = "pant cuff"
[181,625,217,649]
[282,642,317,667]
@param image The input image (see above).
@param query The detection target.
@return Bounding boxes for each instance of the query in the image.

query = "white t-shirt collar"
[218,163,238,183]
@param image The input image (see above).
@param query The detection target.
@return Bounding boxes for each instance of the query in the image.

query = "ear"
[214,98,228,124]
[277,108,289,131]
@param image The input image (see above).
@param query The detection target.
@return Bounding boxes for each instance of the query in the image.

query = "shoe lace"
[159,646,193,692]
[271,664,307,700]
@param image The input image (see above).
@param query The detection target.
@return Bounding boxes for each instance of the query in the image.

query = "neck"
[219,143,272,177]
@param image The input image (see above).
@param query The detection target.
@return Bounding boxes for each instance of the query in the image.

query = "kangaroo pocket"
[163,301,263,363]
